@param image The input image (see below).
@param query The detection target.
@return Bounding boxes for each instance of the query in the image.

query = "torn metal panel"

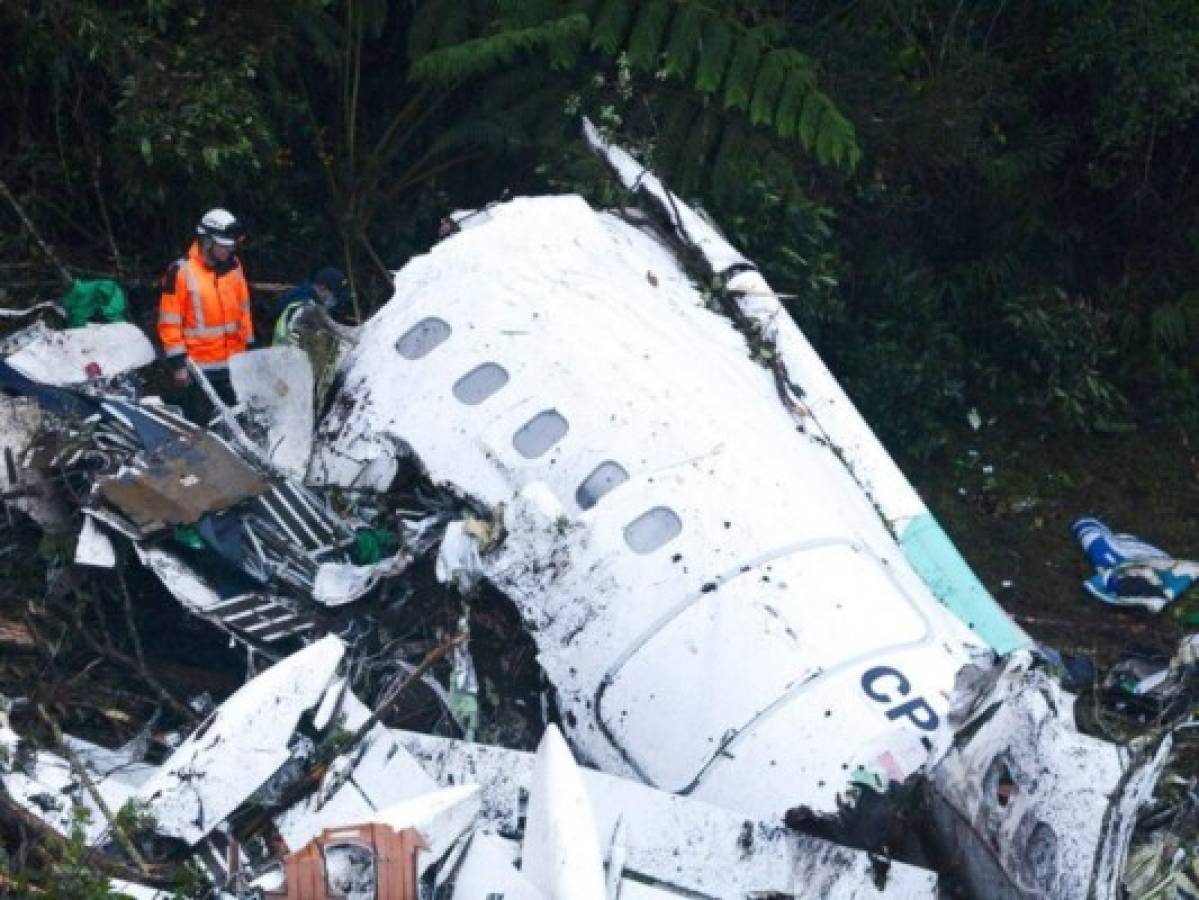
[442,831,548,899]
[398,730,940,897]
[0,735,155,845]
[273,722,441,852]
[369,784,481,878]
[4,322,154,384]
[135,545,224,614]
[136,635,346,845]
[0,394,71,529]
[0,358,102,418]
[229,348,315,478]
[61,730,156,784]
[204,593,316,644]
[99,398,193,453]
[96,431,268,532]
[927,652,1173,899]
[272,687,932,896]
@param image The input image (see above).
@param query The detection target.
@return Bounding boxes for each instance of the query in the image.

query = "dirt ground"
[912,423,1199,669]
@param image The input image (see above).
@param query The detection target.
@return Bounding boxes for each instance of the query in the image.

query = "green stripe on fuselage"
[900,513,1029,655]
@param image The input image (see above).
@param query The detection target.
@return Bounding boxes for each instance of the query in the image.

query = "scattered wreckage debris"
[0,127,1191,898]
[2,637,938,897]
[1098,635,1199,727]
[1074,516,1199,613]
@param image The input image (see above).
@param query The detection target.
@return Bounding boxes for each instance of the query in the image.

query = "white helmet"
[196,208,245,247]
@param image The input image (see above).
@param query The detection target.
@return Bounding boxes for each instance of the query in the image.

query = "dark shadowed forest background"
[2,0,1198,725]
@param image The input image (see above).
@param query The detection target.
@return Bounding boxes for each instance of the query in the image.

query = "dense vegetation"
[3,0,1199,461]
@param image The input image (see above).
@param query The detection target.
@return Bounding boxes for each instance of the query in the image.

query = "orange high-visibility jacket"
[158,241,253,370]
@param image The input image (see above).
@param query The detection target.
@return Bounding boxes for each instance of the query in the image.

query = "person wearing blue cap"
[271,266,352,346]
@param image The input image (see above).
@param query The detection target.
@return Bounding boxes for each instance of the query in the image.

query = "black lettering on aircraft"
[860,666,941,732]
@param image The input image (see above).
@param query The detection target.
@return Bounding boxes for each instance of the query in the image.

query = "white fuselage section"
[311,195,987,821]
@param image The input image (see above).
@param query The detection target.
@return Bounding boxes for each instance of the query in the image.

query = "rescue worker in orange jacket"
[158,208,253,406]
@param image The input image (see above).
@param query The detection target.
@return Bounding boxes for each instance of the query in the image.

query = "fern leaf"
[847,138,863,169]
[663,5,703,80]
[497,0,556,26]
[819,105,859,169]
[410,15,589,82]
[797,90,825,149]
[627,0,671,71]
[774,70,810,138]
[591,0,632,55]
[749,50,787,126]
[723,32,763,111]
[694,16,733,93]
[815,115,836,165]
[818,104,850,166]
[1150,303,1188,350]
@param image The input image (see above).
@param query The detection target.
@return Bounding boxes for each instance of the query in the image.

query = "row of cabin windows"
[397,317,682,554]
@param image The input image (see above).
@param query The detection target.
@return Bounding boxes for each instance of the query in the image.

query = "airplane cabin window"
[624,506,682,554]
[576,461,629,509]
[513,410,569,458]
[396,317,451,359]
[453,363,509,405]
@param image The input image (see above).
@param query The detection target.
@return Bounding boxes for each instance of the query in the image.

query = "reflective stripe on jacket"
[272,299,308,346]
[158,241,253,369]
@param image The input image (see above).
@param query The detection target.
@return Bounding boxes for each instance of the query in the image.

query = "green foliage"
[112,46,274,197]
[409,14,590,81]
[43,807,121,900]
[1143,291,1199,353]
[406,0,861,170]
[999,292,1124,429]
[695,15,735,92]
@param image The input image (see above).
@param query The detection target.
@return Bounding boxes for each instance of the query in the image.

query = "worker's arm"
[157,263,189,384]
[237,267,254,347]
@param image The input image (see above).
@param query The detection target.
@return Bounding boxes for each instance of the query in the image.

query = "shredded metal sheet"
[97,430,267,530]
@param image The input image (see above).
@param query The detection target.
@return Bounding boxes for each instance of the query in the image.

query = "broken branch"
[34,704,152,877]
[237,632,465,842]
[0,178,73,287]
[349,631,465,748]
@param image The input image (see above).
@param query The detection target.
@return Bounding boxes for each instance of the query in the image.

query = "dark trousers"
[172,365,237,425]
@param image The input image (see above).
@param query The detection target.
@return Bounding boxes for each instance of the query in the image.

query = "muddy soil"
[912,424,1199,668]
